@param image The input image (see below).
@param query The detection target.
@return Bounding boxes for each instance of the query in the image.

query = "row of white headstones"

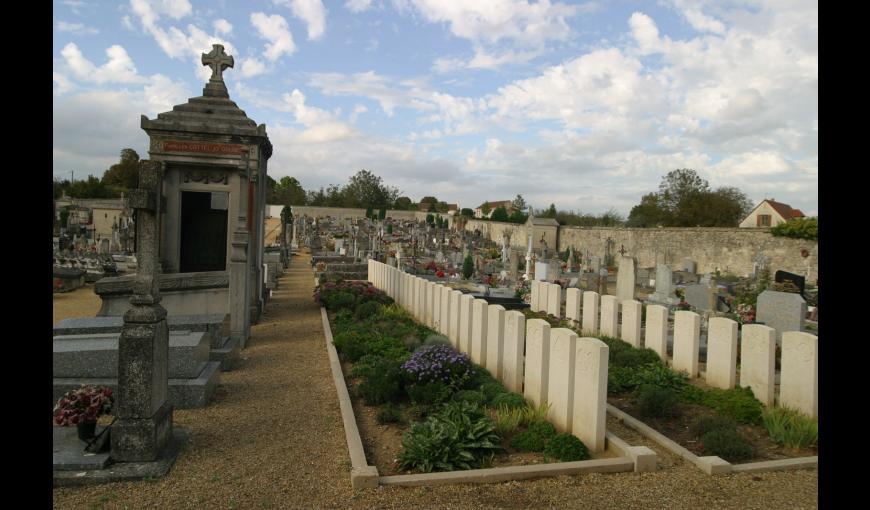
[528,279,817,418]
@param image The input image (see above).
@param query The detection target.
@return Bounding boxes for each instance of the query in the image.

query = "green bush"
[355,301,382,320]
[769,217,818,241]
[407,380,453,405]
[377,403,404,424]
[462,255,474,279]
[467,366,498,388]
[613,348,662,369]
[358,358,404,405]
[491,392,527,410]
[700,428,753,462]
[479,382,508,404]
[418,334,451,349]
[762,407,818,449]
[635,385,681,419]
[543,433,591,462]
[510,420,557,452]
[683,386,763,425]
[397,402,502,472]
[349,354,385,378]
[608,362,688,396]
[451,390,487,406]
[492,405,525,436]
[689,415,738,438]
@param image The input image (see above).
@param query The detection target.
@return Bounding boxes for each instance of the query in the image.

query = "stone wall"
[462,220,817,282]
[290,206,453,226]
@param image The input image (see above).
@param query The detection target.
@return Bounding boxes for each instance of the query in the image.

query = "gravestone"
[683,283,709,311]
[535,261,551,281]
[615,256,636,302]
[774,270,806,296]
[682,258,696,274]
[649,264,680,305]
[756,290,806,342]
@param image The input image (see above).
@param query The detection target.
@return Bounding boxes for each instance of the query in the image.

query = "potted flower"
[53,385,114,441]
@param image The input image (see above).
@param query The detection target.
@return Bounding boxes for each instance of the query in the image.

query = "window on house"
[757,214,771,227]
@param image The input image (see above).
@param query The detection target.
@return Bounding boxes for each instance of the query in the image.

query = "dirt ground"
[52,253,819,509]
[53,284,102,324]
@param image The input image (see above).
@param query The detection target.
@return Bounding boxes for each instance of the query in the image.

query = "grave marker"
[524,319,551,407]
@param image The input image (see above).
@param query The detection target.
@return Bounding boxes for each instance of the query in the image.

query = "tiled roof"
[766,200,805,220]
[476,200,513,209]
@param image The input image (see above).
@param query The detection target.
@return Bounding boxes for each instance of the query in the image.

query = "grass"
[762,406,818,449]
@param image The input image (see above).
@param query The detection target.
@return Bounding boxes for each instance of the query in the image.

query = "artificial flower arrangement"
[53,385,114,426]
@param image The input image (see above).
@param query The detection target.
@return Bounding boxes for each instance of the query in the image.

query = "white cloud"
[129,0,192,27]
[53,72,75,96]
[239,57,268,78]
[251,12,297,61]
[60,43,145,84]
[56,21,99,35]
[213,18,233,35]
[345,0,372,12]
[121,15,135,31]
[282,0,327,41]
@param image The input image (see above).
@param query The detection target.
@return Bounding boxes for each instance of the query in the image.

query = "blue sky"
[53,0,818,217]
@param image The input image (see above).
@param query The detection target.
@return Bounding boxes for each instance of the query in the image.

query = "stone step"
[54,330,209,379]
[210,335,240,371]
[53,361,221,409]
[54,314,229,349]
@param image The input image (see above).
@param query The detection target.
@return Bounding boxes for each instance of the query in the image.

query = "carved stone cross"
[201,44,234,82]
[618,244,627,256]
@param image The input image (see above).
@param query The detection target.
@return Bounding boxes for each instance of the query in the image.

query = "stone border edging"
[320,305,656,487]
[606,403,818,475]
[320,307,379,489]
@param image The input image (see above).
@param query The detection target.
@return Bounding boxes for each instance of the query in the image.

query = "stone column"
[523,319,551,407]
[502,311,526,393]
[739,324,776,406]
[706,317,738,389]
[111,161,172,462]
[673,311,701,377]
[547,328,577,432]
[621,300,642,348]
[230,164,251,347]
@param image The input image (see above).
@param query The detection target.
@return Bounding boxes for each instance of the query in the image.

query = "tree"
[394,196,413,210]
[460,208,474,218]
[426,213,435,225]
[68,175,115,198]
[511,194,527,212]
[272,176,307,206]
[627,193,667,227]
[101,148,141,192]
[508,209,528,224]
[344,169,399,209]
[490,206,509,222]
[543,203,557,218]
[462,254,474,279]
[480,201,492,217]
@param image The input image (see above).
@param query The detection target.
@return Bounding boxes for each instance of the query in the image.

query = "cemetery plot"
[318,282,620,477]
[522,308,818,466]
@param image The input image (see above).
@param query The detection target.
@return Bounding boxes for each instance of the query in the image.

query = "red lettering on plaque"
[163,140,245,154]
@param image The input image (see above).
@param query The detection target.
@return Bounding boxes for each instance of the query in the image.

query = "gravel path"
[53,253,818,509]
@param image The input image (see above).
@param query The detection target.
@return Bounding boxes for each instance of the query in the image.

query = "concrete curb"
[606,403,817,475]
[320,307,379,489]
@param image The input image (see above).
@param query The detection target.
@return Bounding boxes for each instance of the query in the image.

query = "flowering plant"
[401,344,475,389]
[735,303,755,324]
[53,385,114,426]
[435,270,445,278]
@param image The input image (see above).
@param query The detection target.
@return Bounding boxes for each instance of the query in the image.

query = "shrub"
[397,403,502,472]
[683,386,763,425]
[635,384,681,419]
[479,382,508,404]
[700,428,753,462]
[762,407,818,449]
[462,255,474,279]
[466,365,498,388]
[418,334,451,349]
[401,344,475,390]
[608,362,688,396]
[491,392,527,410]
[543,433,591,462]
[510,420,557,452]
[770,217,818,241]
[377,403,404,424]
[407,380,452,405]
[349,354,384,378]
[451,390,487,406]
[492,405,525,436]
[358,358,404,405]
[355,301,381,320]
[689,415,738,438]
[613,348,661,369]
[315,280,393,311]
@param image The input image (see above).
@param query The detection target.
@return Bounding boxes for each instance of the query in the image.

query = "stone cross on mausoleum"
[202,44,234,82]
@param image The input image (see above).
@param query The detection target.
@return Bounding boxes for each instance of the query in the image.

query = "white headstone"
[459,294,475,354]
[547,328,578,432]
[582,291,600,335]
[547,283,562,318]
[448,290,462,348]
[486,304,506,379]
[599,295,619,337]
[524,319,551,407]
[572,337,609,453]
[673,311,701,377]
[705,317,738,389]
[621,300,642,348]
[501,311,526,393]
[779,331,818,418]
[739,324,776,406]
[566,288,582,325]
[615,256,636,302]
[471,298,489,365]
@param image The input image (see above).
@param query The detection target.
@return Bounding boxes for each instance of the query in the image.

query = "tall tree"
[344,169,399,209]
[101,148,141,192]
[394,196,413,210]
[543,203,557,218]
[490,206,509,222]
[480,201,492,217]
[272,176,307,205]
[511,194,527,212]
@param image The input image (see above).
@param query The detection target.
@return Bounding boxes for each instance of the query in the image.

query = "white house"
[739,199,805,228]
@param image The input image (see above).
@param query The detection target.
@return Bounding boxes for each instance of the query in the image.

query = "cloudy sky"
[53,0,817,217]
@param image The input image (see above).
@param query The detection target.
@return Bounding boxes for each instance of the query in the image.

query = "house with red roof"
[739,199,806,228]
